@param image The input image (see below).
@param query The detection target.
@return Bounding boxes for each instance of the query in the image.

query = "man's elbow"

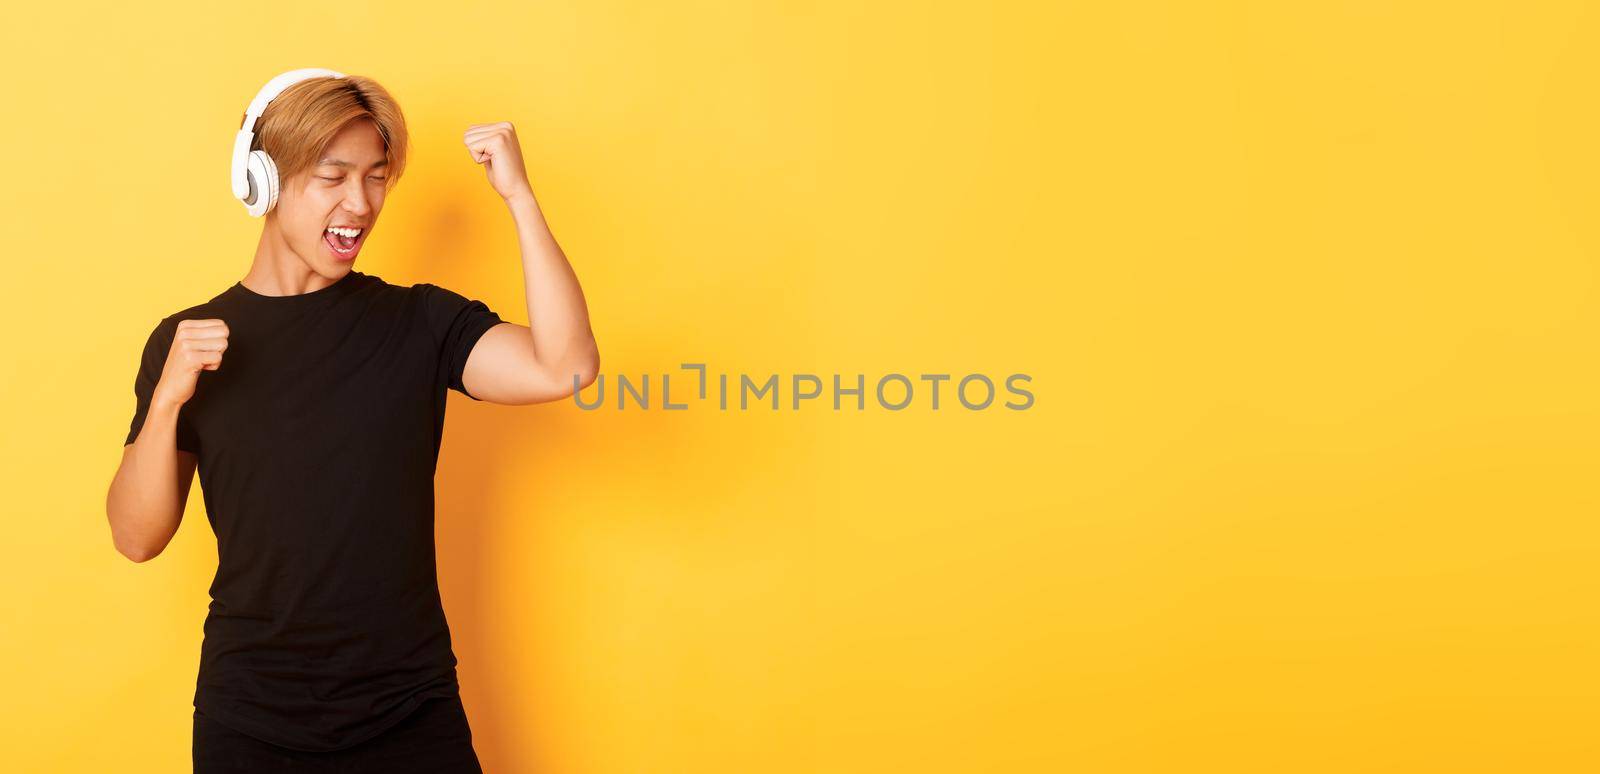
[558,345,600,396]
[575,352,600,392]
[114,537,160,563]
[516,343,599,404]
[107,502,167,563]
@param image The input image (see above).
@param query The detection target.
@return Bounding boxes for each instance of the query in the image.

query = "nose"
[341,177,374,217]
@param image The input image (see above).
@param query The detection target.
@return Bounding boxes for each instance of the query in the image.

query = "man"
[104,72,599,771]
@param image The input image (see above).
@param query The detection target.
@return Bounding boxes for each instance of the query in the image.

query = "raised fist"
[154,318,229,407]
[464,121,535,203]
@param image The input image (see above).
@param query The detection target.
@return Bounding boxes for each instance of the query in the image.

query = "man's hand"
[464,121,535,204]
[154,319,229,408]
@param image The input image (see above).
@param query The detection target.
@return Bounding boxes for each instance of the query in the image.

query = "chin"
[292,249,349,276]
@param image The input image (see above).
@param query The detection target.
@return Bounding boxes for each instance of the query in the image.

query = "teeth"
[326,226,362,238]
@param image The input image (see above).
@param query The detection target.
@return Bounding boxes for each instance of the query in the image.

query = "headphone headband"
[231,68,347,208]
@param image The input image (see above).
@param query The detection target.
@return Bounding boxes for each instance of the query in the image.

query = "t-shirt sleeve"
[415,283,505,401]
[126,317,202,453]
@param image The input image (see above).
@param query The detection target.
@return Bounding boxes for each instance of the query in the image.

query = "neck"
[244,216,343,296]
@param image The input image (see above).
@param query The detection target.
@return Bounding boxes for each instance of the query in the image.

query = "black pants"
[192,695,483,773]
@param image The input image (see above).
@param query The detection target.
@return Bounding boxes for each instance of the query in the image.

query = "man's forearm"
[107,399,187,561]
[506,191,599,378]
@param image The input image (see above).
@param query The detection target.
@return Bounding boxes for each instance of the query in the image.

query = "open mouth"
[323,226,366,260]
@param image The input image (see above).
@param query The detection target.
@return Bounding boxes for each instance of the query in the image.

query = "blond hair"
[242,74,409,192]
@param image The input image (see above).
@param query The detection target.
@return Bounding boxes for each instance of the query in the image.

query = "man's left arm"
[460,121,600,405]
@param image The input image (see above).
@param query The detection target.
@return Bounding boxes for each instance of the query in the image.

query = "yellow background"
[3,0,1597,771]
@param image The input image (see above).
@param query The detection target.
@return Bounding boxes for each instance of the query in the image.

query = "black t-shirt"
[123,269,503,752]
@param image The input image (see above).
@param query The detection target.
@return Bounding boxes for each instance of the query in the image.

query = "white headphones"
[230,68,347,217]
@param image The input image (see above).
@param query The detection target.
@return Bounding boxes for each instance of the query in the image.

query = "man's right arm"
[108,398,198,562]
[107,315,228,563]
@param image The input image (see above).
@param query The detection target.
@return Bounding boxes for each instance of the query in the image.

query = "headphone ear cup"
[244,150,280,217]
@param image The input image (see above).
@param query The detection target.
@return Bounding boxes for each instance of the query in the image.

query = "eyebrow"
[318,156,389,169]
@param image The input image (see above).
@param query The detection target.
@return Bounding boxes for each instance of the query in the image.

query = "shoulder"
[169,300,220,323]
[407,279,464,299]
[143,300,212,339]
[156,301,228,340]
[137,283,237,345]
[406,281,482,317]
[335,273,463,312]
[163,281,240,325]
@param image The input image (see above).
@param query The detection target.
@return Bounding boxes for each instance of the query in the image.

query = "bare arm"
[108,403,198,562]
[106,317,228,562]
[459,121,600,405]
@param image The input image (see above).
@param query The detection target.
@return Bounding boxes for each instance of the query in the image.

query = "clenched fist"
[464,121,535,203]
[154,319,229,407]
